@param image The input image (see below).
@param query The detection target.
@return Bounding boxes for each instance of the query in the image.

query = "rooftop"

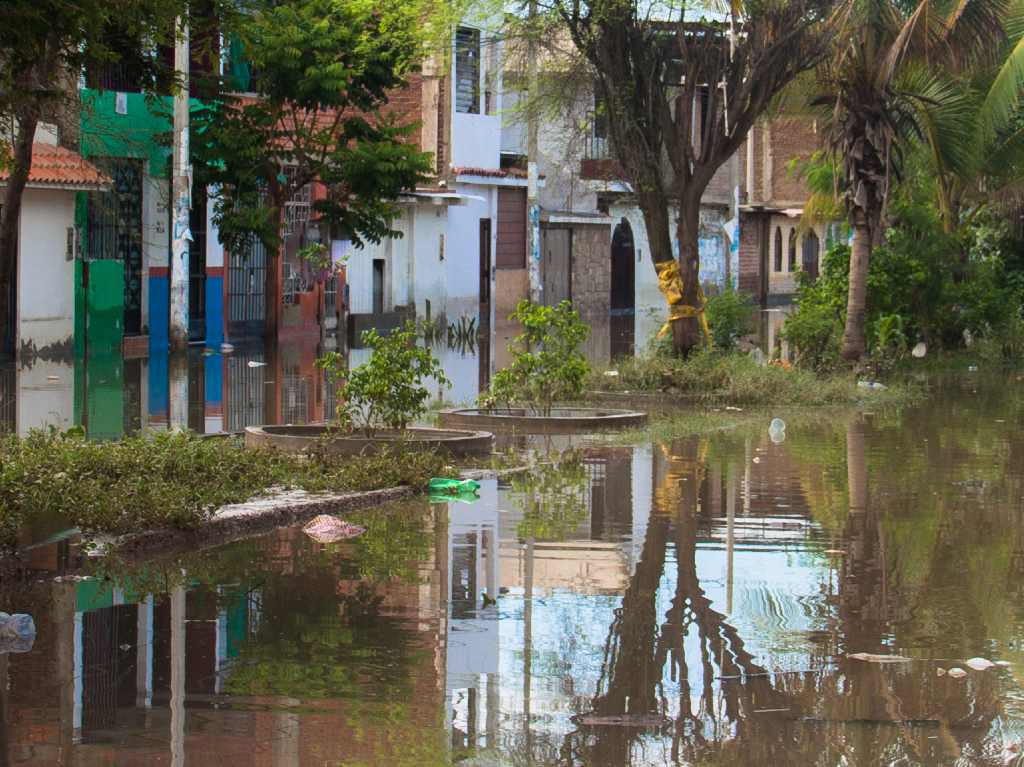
[0,144,110,190]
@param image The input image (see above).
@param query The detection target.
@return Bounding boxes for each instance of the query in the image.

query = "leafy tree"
[542,0,833,355]
[193,0,436,337]
[0,0,191,355]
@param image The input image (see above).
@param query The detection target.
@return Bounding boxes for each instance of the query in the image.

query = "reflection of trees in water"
[541,435,1006,767]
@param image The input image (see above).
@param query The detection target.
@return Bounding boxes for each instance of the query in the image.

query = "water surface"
[2,374,1024,766]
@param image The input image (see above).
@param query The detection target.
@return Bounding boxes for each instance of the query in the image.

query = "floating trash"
[947,667,968,679]
[966,657,996,671]
[0,612,36,654]
[848,653,912,663]
[857,381,888,391]
[967,365,978,372]
[603,370,620,378]
[768,418,787,444]
[912,342,927,358]
[247,360,267,368]
[302,515,366,544]
[937,667,946,676]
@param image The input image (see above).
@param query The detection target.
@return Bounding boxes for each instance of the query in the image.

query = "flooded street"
[2,372,1024,766]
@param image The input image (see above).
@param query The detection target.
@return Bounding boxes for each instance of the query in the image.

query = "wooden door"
[542,227,571,305]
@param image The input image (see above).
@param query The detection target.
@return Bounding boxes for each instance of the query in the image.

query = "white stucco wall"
[16,359,75,436]
[346,233,393,315]
[410,204,448,318]
[17,188,76,350]
[448,183,497,324]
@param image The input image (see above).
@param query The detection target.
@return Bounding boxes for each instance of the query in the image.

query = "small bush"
[317,323,450,437]
[705,287,756,350]
[480,300,590,416]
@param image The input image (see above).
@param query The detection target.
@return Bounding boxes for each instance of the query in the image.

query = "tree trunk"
[674,199,703,355]
[635,190,702,356]
[841,212,871,362]
[0,114,39,357]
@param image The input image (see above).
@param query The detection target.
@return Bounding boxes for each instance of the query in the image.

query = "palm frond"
[978,33,1024,145]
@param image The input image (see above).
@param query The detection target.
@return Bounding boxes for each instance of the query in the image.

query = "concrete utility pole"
[526,0,542,304]
[169,16,191,350]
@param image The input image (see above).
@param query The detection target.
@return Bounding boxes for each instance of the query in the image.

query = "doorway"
[372,259,385,315]
[542,227,572,306]
[610,219,635,358]
[478,218,492,392]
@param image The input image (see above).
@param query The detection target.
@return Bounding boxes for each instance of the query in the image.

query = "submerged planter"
[244,425,494,457]
[437,407,647,435]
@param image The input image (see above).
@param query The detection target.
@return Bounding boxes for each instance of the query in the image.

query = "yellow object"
[654,260,711,346]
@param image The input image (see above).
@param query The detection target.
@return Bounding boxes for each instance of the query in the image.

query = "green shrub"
[705,287,756,350]
[317,323,450,437]
[480,300,590,416]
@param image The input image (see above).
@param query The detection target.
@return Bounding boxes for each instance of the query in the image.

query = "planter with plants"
[438,300,647,434]
[245,324,493,457]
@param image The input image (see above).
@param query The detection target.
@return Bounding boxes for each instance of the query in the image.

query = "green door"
[85,354,124,441]
[85,260,125,354]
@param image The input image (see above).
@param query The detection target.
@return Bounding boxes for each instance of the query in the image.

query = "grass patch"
[594,350,921,408]
[0,430,454,552]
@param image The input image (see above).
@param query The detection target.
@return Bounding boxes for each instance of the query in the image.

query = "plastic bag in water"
[0,612,36,654]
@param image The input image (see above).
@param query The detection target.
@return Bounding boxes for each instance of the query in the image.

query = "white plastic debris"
[0,612,36,654]
[965,657,996,671]
[912,342,927,358]
[936,667,946,677]
[768,418,787,444]
[947,667,968,679]
[997,661,1013,667]
[603,370,620,378]
[967,365,978,372]
[848,652,913,663]
[247,360,267,368]
[857,381,888,391]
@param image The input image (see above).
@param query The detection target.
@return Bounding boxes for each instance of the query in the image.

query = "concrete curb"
[90,485,417,562]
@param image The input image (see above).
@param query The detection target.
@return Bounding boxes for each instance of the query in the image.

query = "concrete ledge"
[92,485,416,562]
[437,407,648,435]
[245,425,494,458]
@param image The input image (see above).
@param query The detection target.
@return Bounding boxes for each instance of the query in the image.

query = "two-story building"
[501,52,830,361]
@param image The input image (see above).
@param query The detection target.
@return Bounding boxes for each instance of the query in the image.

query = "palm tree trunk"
[841,212,871,361]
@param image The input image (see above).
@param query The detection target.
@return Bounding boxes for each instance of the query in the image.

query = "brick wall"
[766,117,821,205]
[570,224,612,364]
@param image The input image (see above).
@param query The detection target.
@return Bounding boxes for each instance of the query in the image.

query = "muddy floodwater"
[2,373,1024,766]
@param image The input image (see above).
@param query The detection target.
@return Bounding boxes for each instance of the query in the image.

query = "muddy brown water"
[2,372,1024,765]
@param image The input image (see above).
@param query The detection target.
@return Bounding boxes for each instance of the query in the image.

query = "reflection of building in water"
[3,510,449,766]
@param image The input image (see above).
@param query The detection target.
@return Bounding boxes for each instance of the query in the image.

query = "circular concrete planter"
[437,407,647,435]
[244,425,494,457]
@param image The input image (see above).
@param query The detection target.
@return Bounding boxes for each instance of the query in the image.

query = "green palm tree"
[814,0,1005,361]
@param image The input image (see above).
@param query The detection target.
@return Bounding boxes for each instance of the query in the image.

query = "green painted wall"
[86,260,125,353]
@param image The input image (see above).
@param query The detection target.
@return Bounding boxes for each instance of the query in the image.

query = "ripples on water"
[1,375,1024,765]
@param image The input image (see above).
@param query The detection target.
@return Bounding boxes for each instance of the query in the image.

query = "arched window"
[788,229,798,272]
[773,227,783,273]
[802,229,821,281]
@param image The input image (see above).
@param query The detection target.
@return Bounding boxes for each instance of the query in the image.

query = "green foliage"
[480,300,590,416]
[316,323,450,437]
[0,430,450,551]
[605,349,914,407]
[193,0,434,257]
[512,451,589,542]
[704,287,756,351]
[783,190,1024,367]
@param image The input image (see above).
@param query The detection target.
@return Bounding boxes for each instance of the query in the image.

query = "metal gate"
[225,349,265,432]
[86,159,143,336]
[542,227,572,305]
[228,238,267,338]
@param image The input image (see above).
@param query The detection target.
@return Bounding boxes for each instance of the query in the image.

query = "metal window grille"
[455,27,481,114]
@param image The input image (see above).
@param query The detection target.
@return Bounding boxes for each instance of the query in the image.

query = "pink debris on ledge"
[302,515,366,544]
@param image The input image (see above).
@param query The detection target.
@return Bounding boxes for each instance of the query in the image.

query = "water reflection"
[3,377,1024,765]
[0,335,485,440]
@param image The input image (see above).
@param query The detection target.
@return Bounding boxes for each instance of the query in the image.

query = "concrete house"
[0,135,109,358]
